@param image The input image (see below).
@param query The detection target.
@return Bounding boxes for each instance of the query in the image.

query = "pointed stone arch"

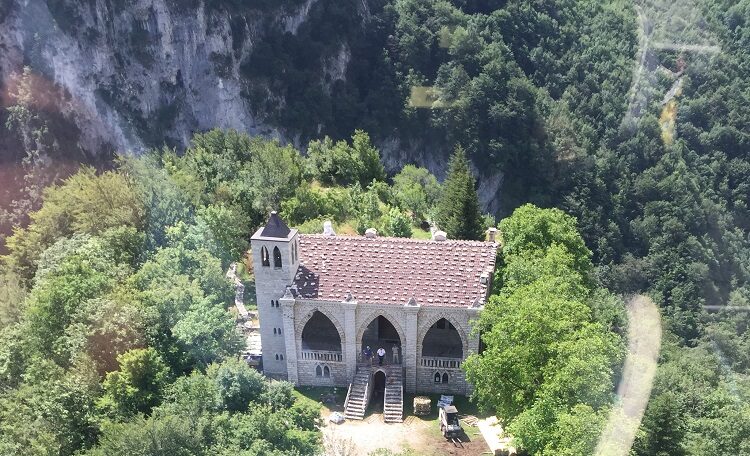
[356,309,407,350]
[296,306,347,347]
[417,313,469,359]
[273,246,282,268]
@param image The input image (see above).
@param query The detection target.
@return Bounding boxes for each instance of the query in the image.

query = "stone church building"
[251,212,498,421]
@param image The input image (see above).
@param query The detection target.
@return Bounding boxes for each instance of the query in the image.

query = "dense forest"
[1,0,749,454]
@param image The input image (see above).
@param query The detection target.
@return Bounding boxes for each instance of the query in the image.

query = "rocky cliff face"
[0,0,330,152]
[0,0,503,211]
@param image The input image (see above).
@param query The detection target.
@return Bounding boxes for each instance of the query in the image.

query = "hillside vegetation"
[1,0,749,454]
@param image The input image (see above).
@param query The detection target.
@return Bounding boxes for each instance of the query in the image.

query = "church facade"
[251,212,498,395]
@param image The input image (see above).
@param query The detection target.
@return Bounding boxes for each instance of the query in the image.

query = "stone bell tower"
[251,211,300,377]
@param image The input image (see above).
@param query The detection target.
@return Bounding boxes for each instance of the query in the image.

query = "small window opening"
[275,354,279,361]
[434,372,441,383]
[273,328,277,335]
[261,246,270,267]
[442,373,449,384]
[316,365,322,377]
[279,354,284,360]
[273,246,282,268]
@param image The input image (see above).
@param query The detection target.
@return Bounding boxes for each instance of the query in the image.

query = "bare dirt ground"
[321,406,490,456]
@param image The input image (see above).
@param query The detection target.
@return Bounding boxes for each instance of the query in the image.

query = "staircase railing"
[363,379,371,411]
[343,382,353,411]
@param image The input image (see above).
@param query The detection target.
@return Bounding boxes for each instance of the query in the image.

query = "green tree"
[392,165,441,222]
[65,291,147,376]
[499,204,593,277]
[434,147,484,240]
[26,250,115,363]
[195,204,250,269]
[383,207,413,238]
[0,268,26,329]
[351,129,386,185]
[210,359,267,412]
[3,167,144,284]
[306,131,385,187]
[97,347,170,419]
[172,300,242,368]
[247,138,302,213]
[86,414,203,456]
[0,359,100,456]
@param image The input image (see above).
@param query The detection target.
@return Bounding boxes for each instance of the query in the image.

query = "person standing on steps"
[392,344,400,364]
[377,347,386,366]
[363,345,372,364]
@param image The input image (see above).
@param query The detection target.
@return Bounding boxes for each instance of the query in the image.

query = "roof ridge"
[298,233,496,246]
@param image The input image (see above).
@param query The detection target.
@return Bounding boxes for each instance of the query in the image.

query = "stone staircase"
[344,364,404,422]
[343,368,371,420]
[384,365,403,423]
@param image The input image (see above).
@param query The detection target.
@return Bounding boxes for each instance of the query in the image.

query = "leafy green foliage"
[97,348,170,419]
[465,205,624,455]
[382,207,413,238]
[307,130,385,186]
[0,268,26,329]
[4,168,143,284]
[392,165,441,222]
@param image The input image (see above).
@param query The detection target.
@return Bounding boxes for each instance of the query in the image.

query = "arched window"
[442,373,449,384]
[275,354,279,361]
[434,372,442,383]
[316,365,322,377]
[270,300,274,308]
[422,318,464,359]
[301,311,342,352]
[273,328,277,335]
[323,366,330,377]
[278,327,282,335]
[279,354,284,360]
[273,246,282,268]
[261,246,270,267]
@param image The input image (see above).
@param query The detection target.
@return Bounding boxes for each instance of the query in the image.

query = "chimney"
[432,230,447,242]
[365,228,378,238]
[323,220,336,236]
[487,227,497,242]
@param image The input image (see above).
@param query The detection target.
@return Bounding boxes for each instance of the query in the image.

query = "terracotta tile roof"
[293,234,498,307]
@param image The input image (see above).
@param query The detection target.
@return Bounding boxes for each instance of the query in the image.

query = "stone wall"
[296,360,348,387]
[416,367,471,395]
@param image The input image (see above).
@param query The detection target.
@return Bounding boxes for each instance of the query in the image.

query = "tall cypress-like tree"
[435,146,484,240]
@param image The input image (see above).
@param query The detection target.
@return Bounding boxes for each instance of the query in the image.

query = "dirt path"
[322,413,490,456]
[594,295,662,456]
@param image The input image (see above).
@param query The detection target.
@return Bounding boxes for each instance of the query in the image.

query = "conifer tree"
[435,146,484,240]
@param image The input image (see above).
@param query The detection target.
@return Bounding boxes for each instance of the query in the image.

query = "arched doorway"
[301,311,342,352]
[422,318,464,358]
[370,370,386,412]
[361,316,402,365]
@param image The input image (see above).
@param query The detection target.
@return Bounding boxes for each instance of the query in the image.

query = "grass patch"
[294,386,348,414]
[411,227,432,240]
